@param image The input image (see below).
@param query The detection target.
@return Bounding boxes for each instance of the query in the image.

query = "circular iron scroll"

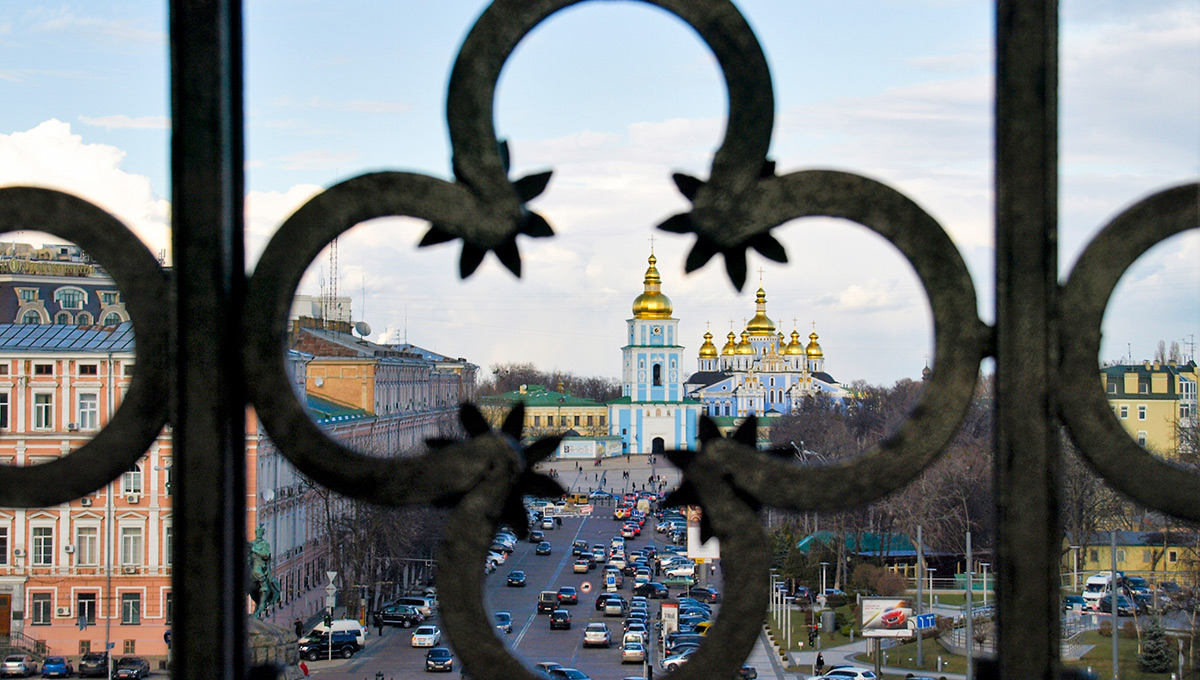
[0,187,169,507]
[244,172,516,505]
[437,434,767,680]
[1060,183,1200,521]
[708,170,989,510]
[446,0,773,247]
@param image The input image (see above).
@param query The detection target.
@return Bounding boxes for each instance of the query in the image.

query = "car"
[592,547,607,563]
[534,662,564,677]
[299,631,362,660]
[495,611,513,634]
[529,529,545,543]
[737,664,759,679]
[550,609,572,630]
[547,669,593,680]
[572,540,590,556]
[595,592,623,611]
[880,608,907,629]
[1,656,36,678]
[1095,593,1139,616]
[40,657,73,679]
[77,653,109,678]
[392,596,436,618]
[621,642,646,663]
[425,647,453,672]
[507,570,527,587]
[633,582,670,599]
[660,647,697,671]
[113,657,151,680]
[377,603,425,627]
[573,559,591,574]
[820,666,878,680]
[542,517,555,529]
[686,586,721,603]
[538,590,560,614]
[558,586,578,605]
[666,633,705,651]
[583,622,612,647]
[1062,594,1087,612]
[624,620,649,637]
[536,541,553,555]
[411,625,443,647]
[604,595,627,616]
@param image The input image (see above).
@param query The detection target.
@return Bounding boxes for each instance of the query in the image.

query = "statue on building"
[249,524,282,618]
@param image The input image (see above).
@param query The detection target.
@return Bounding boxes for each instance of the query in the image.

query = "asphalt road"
[306,506,719,680]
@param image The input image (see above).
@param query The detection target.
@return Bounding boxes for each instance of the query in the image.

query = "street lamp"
[820,562,829,595]
[1070,545,1080,591]
[928,568,937,610]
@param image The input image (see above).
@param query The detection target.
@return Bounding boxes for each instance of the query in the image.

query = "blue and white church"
[607,253,703,454]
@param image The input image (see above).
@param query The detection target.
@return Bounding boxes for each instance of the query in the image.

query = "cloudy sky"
[1,1,1196,387]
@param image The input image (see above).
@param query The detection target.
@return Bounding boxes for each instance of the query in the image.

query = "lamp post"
[820,562,829,596]
[1070,545,1080,591]
[981,563,990,607]
[928,568,937,610]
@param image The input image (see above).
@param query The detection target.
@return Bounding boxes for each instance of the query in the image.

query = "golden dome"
[632,253,673,319]
[745,287,776,334]
[698,331,717,359]
[721,331,737,355]
[806,330,824,358]
[736,330,755,355]
[784,329,805,355]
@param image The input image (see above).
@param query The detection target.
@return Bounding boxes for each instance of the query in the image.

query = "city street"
[307,488,720,680]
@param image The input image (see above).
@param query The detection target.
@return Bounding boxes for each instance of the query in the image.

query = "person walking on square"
[294,618,303,638]
[815,652,824,675]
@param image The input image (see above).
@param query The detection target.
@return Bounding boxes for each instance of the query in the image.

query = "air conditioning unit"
[12,548,24,558]
[80,497,93,507]
[122,566,138,575]
[125,494,140,504]
[55,607,71,618]
[64,545,75,554]
[67,423,79,432]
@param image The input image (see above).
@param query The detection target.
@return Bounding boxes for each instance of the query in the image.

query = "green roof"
[797,531,917,556]
[307,394,370,422]
[479,385,603,408]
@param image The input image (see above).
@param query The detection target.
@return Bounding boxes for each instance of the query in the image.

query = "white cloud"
[79,115,169,130]
[0,119,169,257]
[28,8,162,46]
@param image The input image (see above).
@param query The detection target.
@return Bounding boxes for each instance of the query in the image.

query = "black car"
[299,631,361,660]
[572,540,589,556]
[113,657,151,680]
[377,603,424,627]
[425,647,453,672]
[535,541,553,555]
[77,653,109,678]
[633,582,670,599]
[549,609,572,630]
[595,592,623,611]
[507,570,527,587]
[557,586,578,604]
[686,586,721,603]
[529,530,545,543]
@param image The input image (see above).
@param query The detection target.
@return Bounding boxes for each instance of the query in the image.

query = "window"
[0,527,6,565]
[587,415,594,426]
[122,466,142,494]
[1106,381,1117,394]
[21,311,41,324]
[78,393,99,430]
[653,364,662,386]
[120,593,140,624]
[1089,549,1099,563]
[55,288,85,309]
[1116,549,1125,562]
[32,526,54,566]
[599,415,606,427]
[30,593,52,625]
[1169,550,1178,563]
[123,640,136,653]
[1137,405,1147,420]
[546,415,553,426]
[79,364,98,376]
[574,415,580,426]
[164,525,173,566]
[34,364,53,375]
[120,527,143,566]
[34,393,53,429]
[1137,431,1147,447]
[78,641,90,655]
[1140,383,1149,394]
[77,593,97,625]
[532,415,540,427]
[101,292,120,305]
[55,312,71,324]
[1119,405,1128,419]
[0,393,8,429]
[76,526,99,566]
[18,289,38,302]
[103,312,122,326]
[165,592,172,624]
[76,312,92,325]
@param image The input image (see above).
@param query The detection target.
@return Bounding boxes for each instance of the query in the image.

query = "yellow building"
[1102,360,1197,457]
[1064,531,1198,587]
[478,384,609,439]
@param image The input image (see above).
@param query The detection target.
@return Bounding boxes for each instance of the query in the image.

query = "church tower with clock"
[609,252,701,454]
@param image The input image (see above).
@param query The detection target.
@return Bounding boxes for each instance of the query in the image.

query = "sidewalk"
[787,636,967,680]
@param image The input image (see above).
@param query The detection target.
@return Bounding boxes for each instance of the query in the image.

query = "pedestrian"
[299,661,309,677]
[293,618,303,638]
[815,652,824,674]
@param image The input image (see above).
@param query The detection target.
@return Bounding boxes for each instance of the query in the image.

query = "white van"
[301,618,367,647]
[1082,573,1122,605]
[623,631,646,647]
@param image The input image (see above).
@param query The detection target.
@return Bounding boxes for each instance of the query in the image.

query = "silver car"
[0,655,37,678]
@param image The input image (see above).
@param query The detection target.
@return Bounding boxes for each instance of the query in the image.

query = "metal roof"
[0,322,135,352]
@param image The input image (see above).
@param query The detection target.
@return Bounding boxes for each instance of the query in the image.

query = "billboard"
[860,597,916,638]
[685,506,720,559]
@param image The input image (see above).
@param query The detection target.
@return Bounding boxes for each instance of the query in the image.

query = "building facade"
[0,244,130,327]
[1102,360,1198,457]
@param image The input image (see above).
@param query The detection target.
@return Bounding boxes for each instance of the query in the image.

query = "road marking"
[513,514,592,648]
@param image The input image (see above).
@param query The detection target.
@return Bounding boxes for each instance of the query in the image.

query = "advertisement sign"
[685,506,720,559]
[860,597,916,638]
[660,602,679,636]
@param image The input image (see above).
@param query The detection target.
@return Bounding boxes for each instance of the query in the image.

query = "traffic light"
[323,611,332,628]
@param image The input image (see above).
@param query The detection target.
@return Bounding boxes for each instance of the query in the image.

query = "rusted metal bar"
[994,1,1061,678]
[169,0,246,677]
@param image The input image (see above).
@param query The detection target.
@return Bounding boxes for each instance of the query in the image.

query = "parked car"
[77,653,109,678]
[411,625,443,647]
[377,603,425,627]
[685,585,721,603]
[113,657,151,680]
[425,647,453,672]
[633,582,670,599]
[547,669,592,680]
[583,622,612,648]
[1095,593,1139,616]
[820,666,878,680]
[39,657,73,679]
[735,665,759,680]
[1062,594,1087,612]
[1,656,37,678]
[660,647,697,671]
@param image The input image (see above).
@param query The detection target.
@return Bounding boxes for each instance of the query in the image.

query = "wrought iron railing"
[0,1,1195,679]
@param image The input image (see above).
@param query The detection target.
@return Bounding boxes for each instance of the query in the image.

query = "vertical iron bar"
[995,1,1060,679]
[170,0,246,678]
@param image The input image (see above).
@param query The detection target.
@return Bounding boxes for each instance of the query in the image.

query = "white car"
[582,622,612,648]
[665,563,696,578]
[410,625,442,647]
[818,666,879,680]
[661,647,697,671]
